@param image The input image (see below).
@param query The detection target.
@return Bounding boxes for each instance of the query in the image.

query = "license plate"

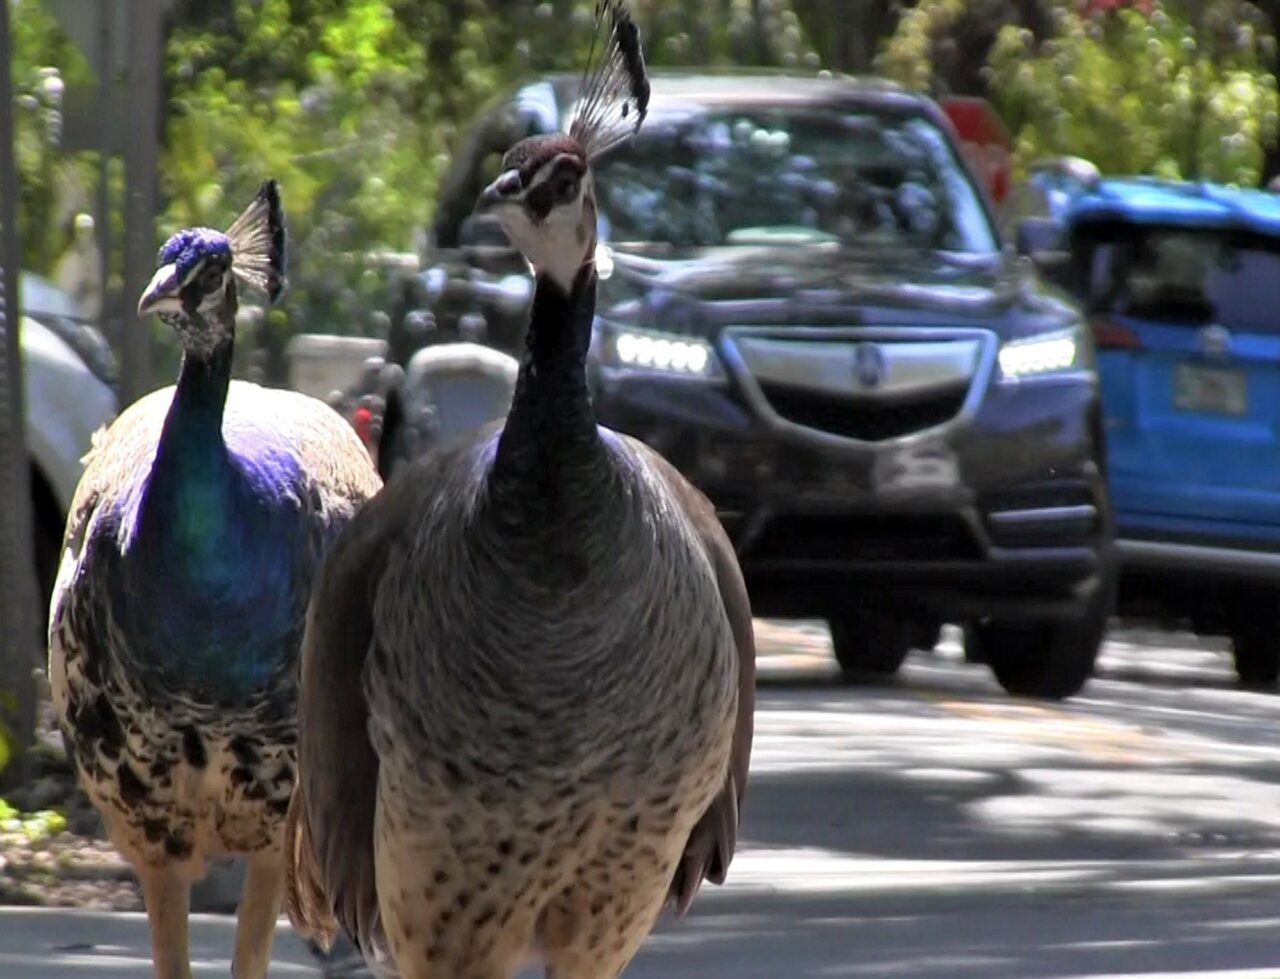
[1173,363,1247,416]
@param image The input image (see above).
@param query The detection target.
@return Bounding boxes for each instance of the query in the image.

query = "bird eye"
[198,264,224,292]
[556,174,580,201]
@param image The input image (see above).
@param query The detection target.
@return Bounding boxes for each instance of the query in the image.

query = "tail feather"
[668,772,739,916]
[283,781,401,978]
[283,782,339,950]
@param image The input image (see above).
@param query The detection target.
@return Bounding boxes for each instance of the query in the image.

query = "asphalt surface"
[8,624,1280,978]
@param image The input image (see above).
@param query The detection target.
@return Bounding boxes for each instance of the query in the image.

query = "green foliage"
[0,798,66,844]
[992,3,1279,183]
[161,0,819,343]
[9,0,826,379]
[879,0,1280,186]
[0,685,20,777]
[164,0,446,342]
[8,0,96,273]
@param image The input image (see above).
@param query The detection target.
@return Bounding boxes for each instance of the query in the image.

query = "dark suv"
[373,72,1115,699]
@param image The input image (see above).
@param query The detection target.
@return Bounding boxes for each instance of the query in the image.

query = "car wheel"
[965,558,1115,701]
[828,612,916,679]
[1230,591,1280,687]
[30,471,64,642]
[33,515,62,632]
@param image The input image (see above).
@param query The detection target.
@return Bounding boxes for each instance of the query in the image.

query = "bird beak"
[475,169,523,215]
[137,264,182,317]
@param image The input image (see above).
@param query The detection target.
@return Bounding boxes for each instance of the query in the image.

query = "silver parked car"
[19,272,118,629]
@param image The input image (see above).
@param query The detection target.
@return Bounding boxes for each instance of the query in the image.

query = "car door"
[1074,221,1280,543]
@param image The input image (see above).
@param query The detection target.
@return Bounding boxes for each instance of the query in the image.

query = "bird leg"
[139,866,193,979]
[231,849,287,979]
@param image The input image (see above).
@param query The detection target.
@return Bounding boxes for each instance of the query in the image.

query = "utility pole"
[50,0,167,406]
[120,0,162,404]
[95,0,114,356]
[0,0,41,790]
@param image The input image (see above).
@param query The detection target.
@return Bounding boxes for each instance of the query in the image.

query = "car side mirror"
[1015,216,1071,285]
[459,213,513,250]
[1015,216,1064,257]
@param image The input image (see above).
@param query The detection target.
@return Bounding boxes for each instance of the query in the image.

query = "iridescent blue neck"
[137,329,236,552]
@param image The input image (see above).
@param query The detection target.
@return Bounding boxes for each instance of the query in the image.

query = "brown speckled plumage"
[287,410,752,978]
[48,182,382,979]
[285,10,754,976]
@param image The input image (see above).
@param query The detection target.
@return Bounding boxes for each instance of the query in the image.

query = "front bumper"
[591,328,1111,622]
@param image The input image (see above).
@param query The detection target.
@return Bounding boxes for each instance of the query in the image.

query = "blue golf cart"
[1033,176,1280,685]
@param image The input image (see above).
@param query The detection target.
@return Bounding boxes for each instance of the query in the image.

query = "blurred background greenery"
[11,0,1280,377]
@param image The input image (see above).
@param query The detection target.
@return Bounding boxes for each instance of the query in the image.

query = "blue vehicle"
[1050,177,1280,685]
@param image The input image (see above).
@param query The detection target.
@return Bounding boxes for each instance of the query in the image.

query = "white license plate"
[1173,363,1247,416]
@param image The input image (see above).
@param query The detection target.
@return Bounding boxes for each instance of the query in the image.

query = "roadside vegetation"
[11,0,1280,365]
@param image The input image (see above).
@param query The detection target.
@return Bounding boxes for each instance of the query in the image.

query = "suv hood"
[599,243,1072,337]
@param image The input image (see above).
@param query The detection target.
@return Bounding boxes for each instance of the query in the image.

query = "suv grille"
[756,381,967,441]
[748,513,982,562]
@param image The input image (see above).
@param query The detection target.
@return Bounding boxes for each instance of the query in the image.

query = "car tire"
[1230,592,1280,687]
[965,554,1115,701]
[828,612,916,679]
[33,518,61,634]
[30,475,63,643]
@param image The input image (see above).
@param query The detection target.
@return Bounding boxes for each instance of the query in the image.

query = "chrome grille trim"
[732,336,981,402]
[719,326,1000,447]
[988,505,1098,528]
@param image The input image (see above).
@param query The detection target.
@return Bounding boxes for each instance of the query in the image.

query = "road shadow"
[756,619,1261,697]
[738,766,1206,864]
[628,886,1280,978]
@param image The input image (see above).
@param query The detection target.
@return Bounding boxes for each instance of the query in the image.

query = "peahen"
[284,5,756,978]
[47,180,382,979]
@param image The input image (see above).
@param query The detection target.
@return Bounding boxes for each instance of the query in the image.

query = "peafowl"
[283,5,756,978]
[47,180,382,979]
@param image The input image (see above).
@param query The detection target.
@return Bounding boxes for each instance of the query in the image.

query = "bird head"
[474,1,649,295]
[139,179,287,356]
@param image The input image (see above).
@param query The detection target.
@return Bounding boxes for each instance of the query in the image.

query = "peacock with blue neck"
[48,180,382,979]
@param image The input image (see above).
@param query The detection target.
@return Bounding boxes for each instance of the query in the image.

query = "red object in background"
[1078,0,1153,15]
[1090,317,1143,351]
[352,404,377,456]
[939,96,1012,206]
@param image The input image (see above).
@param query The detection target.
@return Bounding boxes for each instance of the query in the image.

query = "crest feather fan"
[225,179,288,304]
[568,1,651,160]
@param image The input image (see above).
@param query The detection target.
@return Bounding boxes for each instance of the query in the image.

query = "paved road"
[8,624,1280,977]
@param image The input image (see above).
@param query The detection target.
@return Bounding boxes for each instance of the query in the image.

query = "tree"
[8,0,95,274]
[158,0,821,371]
[877,0,1056,97]
[878,0,1280,186]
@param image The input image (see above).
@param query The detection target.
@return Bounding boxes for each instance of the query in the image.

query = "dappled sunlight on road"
[751,620,1280,854]
[22,621,1280,978]
[975,767,1280,842]
[0,908,317,978]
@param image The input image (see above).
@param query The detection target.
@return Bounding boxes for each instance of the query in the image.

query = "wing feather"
[284,486,402,970]
[622,436,756,912]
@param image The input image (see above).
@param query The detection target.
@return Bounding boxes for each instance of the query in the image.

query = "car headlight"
[604,327,721,379]
[998,329,1081,379]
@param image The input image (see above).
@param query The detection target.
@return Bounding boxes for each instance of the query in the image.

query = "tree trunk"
[791,0,905,72]
[1247,0,1280,184]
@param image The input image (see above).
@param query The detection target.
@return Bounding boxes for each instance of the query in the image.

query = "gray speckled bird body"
[365,425,738,976]
[285,8,756,978]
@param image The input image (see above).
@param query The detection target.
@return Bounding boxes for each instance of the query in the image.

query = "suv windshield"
[592,107,998,254]
[1073,224,1280,331]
